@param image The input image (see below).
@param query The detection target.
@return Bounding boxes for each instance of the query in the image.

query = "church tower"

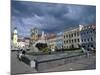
[13,27,18,47]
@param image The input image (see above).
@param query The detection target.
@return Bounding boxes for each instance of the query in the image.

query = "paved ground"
[11,51,37,75]
[33,51,82,62]
[43,54,96,72]
[11,51,96,74]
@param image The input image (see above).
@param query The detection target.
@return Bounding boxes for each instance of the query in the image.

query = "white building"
[63,24,96,50]
[63,26,80,49]
[47,34,57,50]
[17,41,25,49]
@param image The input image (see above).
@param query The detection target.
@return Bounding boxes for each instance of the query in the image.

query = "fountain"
[29,31,47,53]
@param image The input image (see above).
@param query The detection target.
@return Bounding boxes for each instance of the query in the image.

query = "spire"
[13,27,17,34]
[41,31,45,40]
[14,27,17,30]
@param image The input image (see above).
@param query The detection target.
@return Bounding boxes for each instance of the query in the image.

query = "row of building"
[11,28,30,49]
[63,24,96,50]
[30,24,96,50]
[11,24,96,51]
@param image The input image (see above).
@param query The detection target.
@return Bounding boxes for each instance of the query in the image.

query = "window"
[84,32,85,35]
[91,37,93,41]
[64,41,66,44]
[82,39,83,42]
[71,34,73,37]
[74,39,76,43]
[66,35,68,38]
[88,45,89,47]
[87,31,89,34]
[67,46,68,48]
[93,29,95,32]
[91,44,93,47]
[64,35,65,39]
[84,39,86,42]
[77,39,80,42]
[87,38,89,42]
[66,40,68,43]
[69,40,71,43]
[72,39,73,43]
[82,32,85,36]
[77,32,79,36]
[74,33,76,37]
[69,34,71,38]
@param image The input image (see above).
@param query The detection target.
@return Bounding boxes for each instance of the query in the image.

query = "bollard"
[30,60,36,68]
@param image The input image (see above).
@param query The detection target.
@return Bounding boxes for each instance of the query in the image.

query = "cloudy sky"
[11,1,96,37]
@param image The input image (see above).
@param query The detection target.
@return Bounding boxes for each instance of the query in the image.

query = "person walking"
[17,50,23,61]
[81,46,89,57]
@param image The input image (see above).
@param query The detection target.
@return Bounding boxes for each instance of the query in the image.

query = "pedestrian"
[81,47,89,57]
[90,47,95,53]
[17,51,23,61]
[22,50,26,55]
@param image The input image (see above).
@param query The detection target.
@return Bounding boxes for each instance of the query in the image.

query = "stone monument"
[30,31,46,52]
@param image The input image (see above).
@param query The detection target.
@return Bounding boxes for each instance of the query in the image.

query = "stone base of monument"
[21,55,36,68]
[21,52,86,72]
[34,53,85,72]
[30,60,36,68]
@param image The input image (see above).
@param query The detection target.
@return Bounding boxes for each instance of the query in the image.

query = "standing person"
[17,50,23,61]
[22,46,26,56]
[17,47,24,61]
[81,46,89,57]
[90,47,95,53]
[22,50,26,56]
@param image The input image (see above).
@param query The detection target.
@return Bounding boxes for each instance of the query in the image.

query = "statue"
[29,31,47,53]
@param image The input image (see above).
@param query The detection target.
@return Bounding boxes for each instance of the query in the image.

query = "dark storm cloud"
[11,1,96,37]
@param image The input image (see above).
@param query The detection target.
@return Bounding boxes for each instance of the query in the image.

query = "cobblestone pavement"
[43,54,96,72]
[11,51,96,74]
[11,51,37,75]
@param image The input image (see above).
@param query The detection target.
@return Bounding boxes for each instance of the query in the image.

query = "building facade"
[63,27,80,49]
[47,34,57,50]
[56,33,63,49]
[79,24,96,49]
[17,38,25,49]
[24,37,31,48]
[63,24,96,50]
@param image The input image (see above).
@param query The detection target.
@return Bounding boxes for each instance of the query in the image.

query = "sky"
[11,1,96,37]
